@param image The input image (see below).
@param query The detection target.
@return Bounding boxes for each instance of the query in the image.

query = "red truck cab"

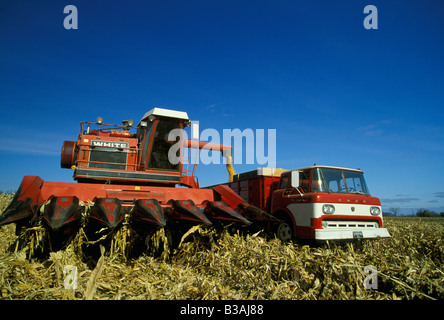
[228,165,391,242]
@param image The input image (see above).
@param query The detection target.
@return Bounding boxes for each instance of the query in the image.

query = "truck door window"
[280,176,289,189]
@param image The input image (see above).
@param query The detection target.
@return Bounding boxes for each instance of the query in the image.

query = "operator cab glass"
[311,167,370,195]
[147,118,181,171]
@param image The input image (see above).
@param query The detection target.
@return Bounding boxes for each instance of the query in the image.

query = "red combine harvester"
[0,108,276,256]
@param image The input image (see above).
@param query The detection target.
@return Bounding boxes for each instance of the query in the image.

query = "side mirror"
[290,170,300,188]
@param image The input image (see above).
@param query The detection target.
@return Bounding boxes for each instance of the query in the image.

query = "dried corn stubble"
[0,190,443,302]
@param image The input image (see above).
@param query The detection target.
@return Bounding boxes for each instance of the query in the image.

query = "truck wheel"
[274,213,294,242]
[276,222,293,242]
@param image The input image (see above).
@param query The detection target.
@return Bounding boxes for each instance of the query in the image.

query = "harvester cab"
[61,108,197,188]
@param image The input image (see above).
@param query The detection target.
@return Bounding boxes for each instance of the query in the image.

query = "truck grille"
[322,220,379,229]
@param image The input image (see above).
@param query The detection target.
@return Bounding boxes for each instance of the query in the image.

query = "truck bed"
[226,168,287,212]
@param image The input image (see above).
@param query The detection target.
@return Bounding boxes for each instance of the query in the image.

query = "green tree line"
[384,207,444,217]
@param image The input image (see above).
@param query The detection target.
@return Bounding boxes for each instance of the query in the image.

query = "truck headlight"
[370,206,381,216]
[322,204,335,214]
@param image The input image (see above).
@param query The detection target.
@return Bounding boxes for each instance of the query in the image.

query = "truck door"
[280,174,290,194]
[272,169,310,212]
[280,171,302,196]
[271,171,301,241]
[272,172,295,207]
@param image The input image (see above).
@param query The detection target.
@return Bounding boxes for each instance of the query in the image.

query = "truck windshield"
[311,168,370,195]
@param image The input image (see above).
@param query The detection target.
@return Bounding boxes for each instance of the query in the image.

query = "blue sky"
[0,0,443,215]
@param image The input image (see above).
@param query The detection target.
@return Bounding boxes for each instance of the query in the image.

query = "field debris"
[0,192,443,300]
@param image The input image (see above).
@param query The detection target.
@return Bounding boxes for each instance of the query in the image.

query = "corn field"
[0,192,443,300]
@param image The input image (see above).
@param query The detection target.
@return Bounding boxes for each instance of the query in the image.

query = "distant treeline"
[384,208,444,217]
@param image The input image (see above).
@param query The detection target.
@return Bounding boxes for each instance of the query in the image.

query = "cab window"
[300,170,310,192]
[280,175,289,189]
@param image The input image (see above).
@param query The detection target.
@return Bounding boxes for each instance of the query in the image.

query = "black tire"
[273,212,294,242]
